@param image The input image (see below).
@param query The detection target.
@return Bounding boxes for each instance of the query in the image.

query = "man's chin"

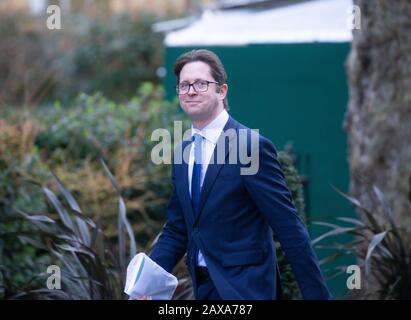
[183,104,201,111]
[184,108,203,118]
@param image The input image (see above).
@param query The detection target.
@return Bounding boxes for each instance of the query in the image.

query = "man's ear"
[218,83,228,99]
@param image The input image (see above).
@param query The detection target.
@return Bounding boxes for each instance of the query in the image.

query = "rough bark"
[345,0,411,227]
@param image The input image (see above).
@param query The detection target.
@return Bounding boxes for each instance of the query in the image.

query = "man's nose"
[187,85,197,95]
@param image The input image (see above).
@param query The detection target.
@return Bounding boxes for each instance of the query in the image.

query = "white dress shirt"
[188,109,229,267]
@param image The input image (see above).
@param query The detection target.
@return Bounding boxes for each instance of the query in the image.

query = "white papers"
[124,253,178,300]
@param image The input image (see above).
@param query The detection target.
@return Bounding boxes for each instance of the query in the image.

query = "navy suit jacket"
[150,116,331,299]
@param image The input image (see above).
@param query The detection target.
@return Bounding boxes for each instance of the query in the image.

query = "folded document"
[124,253,178,300]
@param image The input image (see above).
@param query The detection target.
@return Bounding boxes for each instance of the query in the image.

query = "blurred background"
[1,0,410,300]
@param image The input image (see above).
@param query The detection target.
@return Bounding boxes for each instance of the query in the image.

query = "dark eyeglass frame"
[176,79,220,94]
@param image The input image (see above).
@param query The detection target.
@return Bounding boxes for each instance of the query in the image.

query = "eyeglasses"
[176,80,220,94]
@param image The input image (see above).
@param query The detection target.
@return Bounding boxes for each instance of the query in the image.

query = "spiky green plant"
[13,159,136,299]
[312,185,411,300]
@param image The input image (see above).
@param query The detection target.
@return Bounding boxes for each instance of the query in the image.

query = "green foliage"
[0,12,58,106]
[276,151,307,300]
[34,85,182,245]
[1,85,183,298]
[61,13,164,102]
[278,151,306,221]
[36,83,173,161]
[0,116,50,299]
[14,162,136,299]
[313,185,411,299]
[0,11,164,106]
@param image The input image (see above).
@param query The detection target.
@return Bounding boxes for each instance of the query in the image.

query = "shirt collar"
[191,109,229,144]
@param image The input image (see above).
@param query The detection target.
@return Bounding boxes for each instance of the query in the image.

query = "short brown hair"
[174,49,229,110]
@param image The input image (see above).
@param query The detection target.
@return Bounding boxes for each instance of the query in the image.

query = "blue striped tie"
[191,133,202,216]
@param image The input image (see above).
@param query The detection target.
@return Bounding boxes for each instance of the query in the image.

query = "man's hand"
[128,295,152,300]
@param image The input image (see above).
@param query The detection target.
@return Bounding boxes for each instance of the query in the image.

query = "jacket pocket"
[222,249,265,267]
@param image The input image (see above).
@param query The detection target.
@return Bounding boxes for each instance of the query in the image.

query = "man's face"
[178,61,227,124]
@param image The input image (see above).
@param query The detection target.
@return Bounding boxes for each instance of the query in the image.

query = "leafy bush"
[14,161,136,299]
[276,150,307,300]
[36,83,174,161]
[12,160,193,300]
[0,116,50,299]
[59,12,164,102]
[34,84,183,244]
[0,11,164,106]
[1,85,183,298]
[313,185,411,299]
[0,12,59,106]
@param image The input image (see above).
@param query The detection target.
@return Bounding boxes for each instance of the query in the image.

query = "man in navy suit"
[147,49,330,300]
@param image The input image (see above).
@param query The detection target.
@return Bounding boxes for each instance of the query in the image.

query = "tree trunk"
[345,0,411,226]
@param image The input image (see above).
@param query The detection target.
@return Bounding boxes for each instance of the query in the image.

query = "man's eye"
[197,81,207,86]
[179,83,189,88]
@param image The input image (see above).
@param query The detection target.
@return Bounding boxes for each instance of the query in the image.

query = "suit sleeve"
[243,136,331,300]
[149,164,188,273]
